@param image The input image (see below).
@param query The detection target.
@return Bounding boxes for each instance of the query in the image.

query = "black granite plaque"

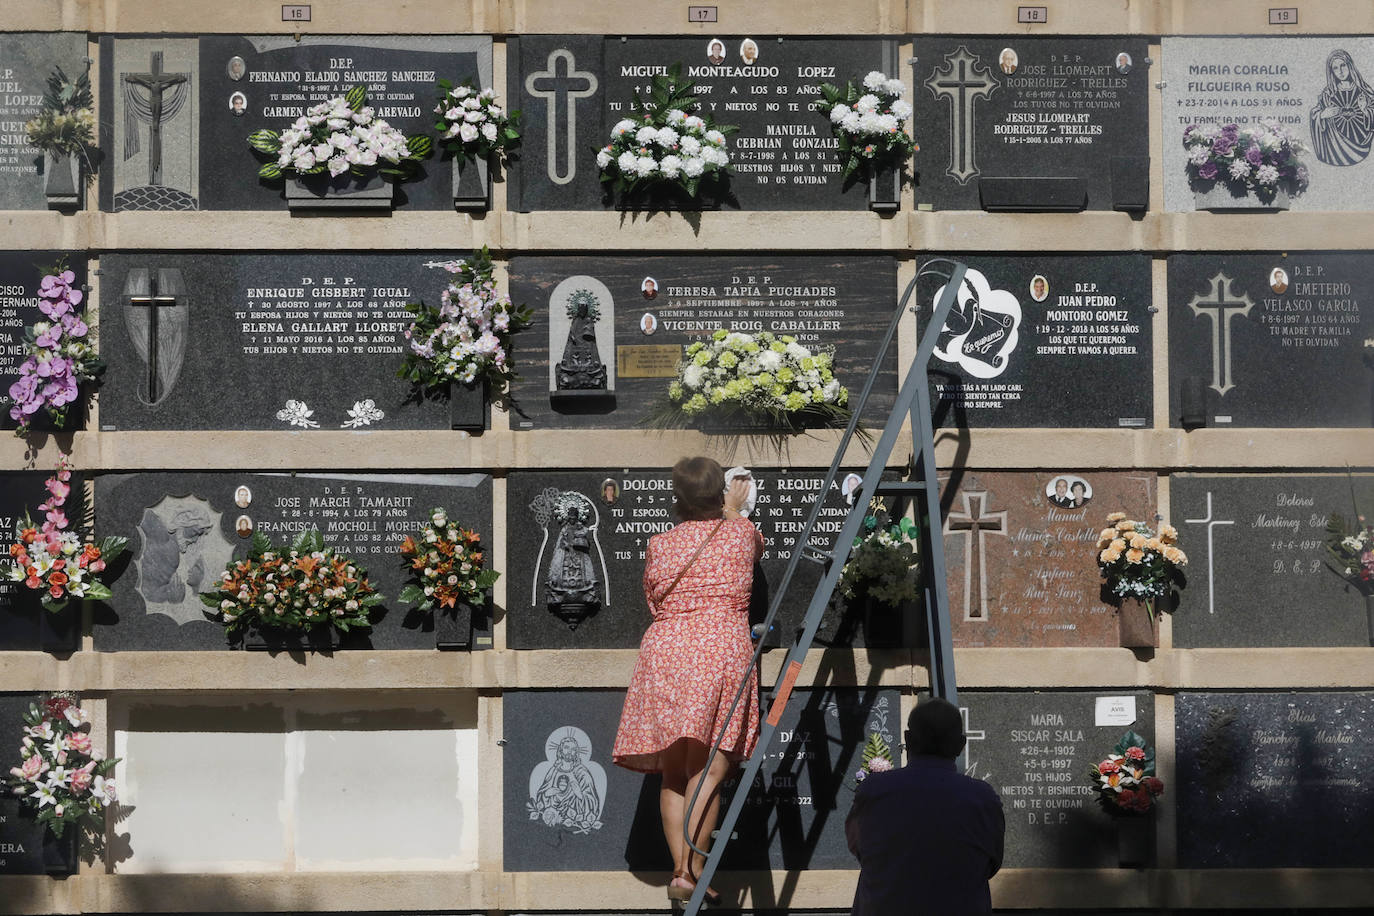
[911,37,1149,211]
[0,692,55,874]
[0,252,89,433]
[508,36,898,211]
[1169,253,1374,428]
[0,471,85,651]
[919,255,1152,428]
[1171,474,1374,647]
[1177,691,1374,867]
[506,468,897,650]
[97,252,490,431]
[954,690,1155,868]
[92,471,491,651]
[99,35,489,211]
[507,256,896,431]
[0,34,89,210]
[503,686,897,871]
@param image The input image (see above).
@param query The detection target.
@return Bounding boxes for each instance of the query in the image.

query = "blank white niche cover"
[113,695,479,872]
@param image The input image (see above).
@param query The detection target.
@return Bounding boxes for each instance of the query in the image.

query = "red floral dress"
[612,517,763,773]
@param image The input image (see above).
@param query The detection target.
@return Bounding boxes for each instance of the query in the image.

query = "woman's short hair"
[673,456,725,521]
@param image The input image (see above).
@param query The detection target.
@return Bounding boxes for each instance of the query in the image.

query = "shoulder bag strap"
[659,518,728,602]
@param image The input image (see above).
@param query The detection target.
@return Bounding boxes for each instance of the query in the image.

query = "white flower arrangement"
[814,70,917,180]
[653,328,853,432]
[5,694,119,839]
[434,80,520,162]
[248,84,431,182]
[598,64,735,198]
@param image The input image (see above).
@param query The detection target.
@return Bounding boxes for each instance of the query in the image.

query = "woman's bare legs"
[683,739,734,883]
[658,739,690,878]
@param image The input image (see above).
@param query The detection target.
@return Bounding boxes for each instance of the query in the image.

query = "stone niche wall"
[0,2,1371,915]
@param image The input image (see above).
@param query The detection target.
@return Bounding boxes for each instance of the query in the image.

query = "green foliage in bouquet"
[840,510,921,607]
[25,66,98,174]
[1086,730,1163,816]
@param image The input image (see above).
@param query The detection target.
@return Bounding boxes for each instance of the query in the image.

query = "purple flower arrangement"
[7,266,103,436]
[1182,121,1310,201]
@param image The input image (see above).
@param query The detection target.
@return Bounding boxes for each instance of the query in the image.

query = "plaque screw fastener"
[1155,81,1167,89]
[1144,57,1154,65]
[496,738,507,747]
[1148,306,1159,314]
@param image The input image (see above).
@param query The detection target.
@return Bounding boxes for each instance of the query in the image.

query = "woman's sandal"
[667,873,722,907]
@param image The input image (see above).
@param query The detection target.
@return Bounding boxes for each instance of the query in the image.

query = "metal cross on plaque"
[526,49,599,186]
[1188,272,1254,396]
[122,51,191,187]
[123,267,187,405]
[925,46,998,186]
[945,487,1007,621]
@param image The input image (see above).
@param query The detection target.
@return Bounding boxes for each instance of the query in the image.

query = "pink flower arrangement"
[853,731,896,785]
[7,266,104,436]
[5,692,119,839]
[1087,731,1163,816]
[0,455,127,611]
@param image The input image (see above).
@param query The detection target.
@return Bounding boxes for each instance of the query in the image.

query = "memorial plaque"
[957,689,1155,868]
[1168,253,1374,428]
[503,686,898,871]
[0,252,89,432]
[1162,37,1374,212]
[1177,691,1374,867]
[97,252,488,431]
[99,35,489,211]
[0,33,88,209]
[1171,474,1374,647]
[93,471,491,650]
[910,36,1150,211]
[506,467,898,650]
[919,254,1152,428]
[0,693,55,874]
[507,256,897,430]
[0,471,85,651]
[940,471,1157,648]
[507,36,898,211]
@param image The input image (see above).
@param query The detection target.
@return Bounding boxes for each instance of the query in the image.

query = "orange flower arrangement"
[398,507,499,614]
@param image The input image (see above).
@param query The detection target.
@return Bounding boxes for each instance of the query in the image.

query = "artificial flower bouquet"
[839,509,921,607]
[598,64,735,198]
[814,70,917,180]
[248,84,432,182]
[1182,120,1309,201]
[397,246,533,393]
[657,329,852,431]
[434,80,520,163]
[8,265,103,436]
[1,457,125,611]
[1325,506,1373,597]
[200,528,382,636]
[24,66,97,175]
[398,506,500,614]
[5,693,118,839]
[1087,731,1163,815]
[853,731,895,785]
[1096,513,1187,619]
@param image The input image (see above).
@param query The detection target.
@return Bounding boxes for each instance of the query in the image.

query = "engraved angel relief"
[135,494,236,625]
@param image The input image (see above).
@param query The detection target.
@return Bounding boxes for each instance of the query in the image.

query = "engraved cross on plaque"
[925,46,998,186]
[945,488,1007,621]
[525,49,599,186]
[960,706,986,776]
[1188,272,1254,396]
[124,268,185,404]
[124,51,189,187]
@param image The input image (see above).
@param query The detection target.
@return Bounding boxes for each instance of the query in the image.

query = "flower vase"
[435,599,476,651]
[286,172,395,210]
[42,828,79,876]
[243,624,341,652]
[1366,594,1374,648]
[1192,183,1290,211]
[860,595,916,649]
[1114,814,1152,868]
[452,155,491,210]
[1117,597,1158,649]
[38,601,81,655]
[866,162,900,212]
[43,151,81,210]
[449,378,489,432]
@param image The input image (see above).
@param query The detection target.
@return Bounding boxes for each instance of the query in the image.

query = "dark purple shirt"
[845,755,1005,915]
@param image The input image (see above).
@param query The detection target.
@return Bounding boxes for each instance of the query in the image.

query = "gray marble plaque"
[0,33,88,210]
[1171,474,1374,647]
[1162,37,1374,211]
[93,471,491,651]
[1176,691,1374,867]
[503,687,897,871]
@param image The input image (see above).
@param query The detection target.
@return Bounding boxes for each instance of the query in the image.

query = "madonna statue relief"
[1310,49,1374,167]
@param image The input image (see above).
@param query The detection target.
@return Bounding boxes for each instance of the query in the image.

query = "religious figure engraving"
[525,49,599,186]
[925,46,998,185]
[118,49,198,211]
[1188,273,1253,396]
[135,494,236,625]
[932,268,1022,379]
[555,289,609,391]
[527,726,607,834]
[1309,49,1374,167]
[529,489,610,630]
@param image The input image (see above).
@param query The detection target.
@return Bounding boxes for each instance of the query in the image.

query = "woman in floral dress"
[613,456,762,904]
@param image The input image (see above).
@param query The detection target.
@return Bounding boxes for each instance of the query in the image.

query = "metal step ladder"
[677,259,969,915]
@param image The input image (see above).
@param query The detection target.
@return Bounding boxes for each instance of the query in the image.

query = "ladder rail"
[679,260,967,916]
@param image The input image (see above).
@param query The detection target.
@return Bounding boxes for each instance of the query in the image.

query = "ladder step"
[800,544,831,565]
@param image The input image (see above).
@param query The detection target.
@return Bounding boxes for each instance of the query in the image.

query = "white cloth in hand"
[724,466,758,518]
